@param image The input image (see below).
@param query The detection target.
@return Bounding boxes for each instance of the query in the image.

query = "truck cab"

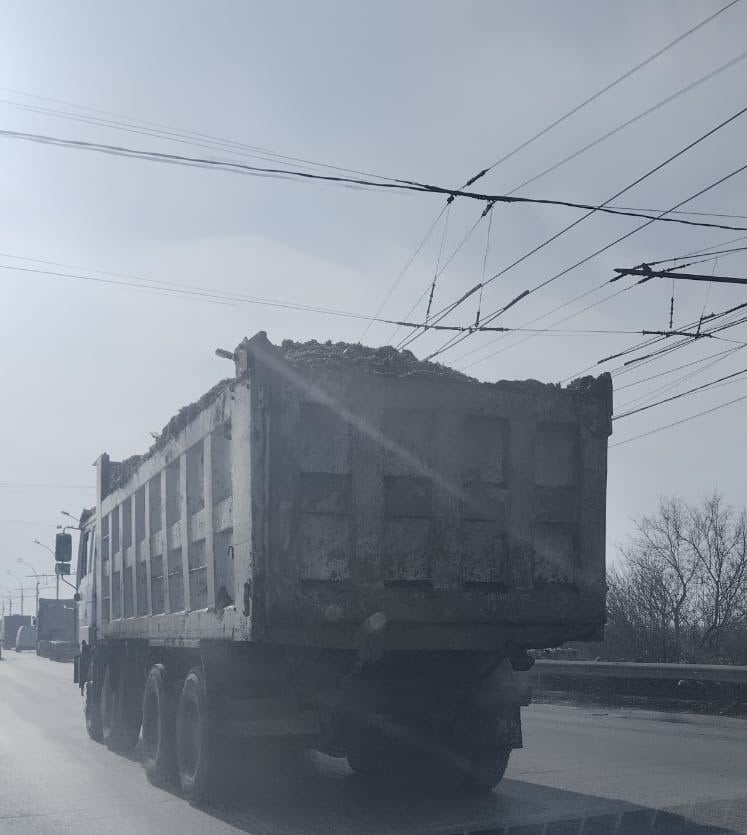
[75,509,97,648]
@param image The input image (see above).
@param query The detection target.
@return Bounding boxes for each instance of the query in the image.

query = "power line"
[383,321,647,335]
[657,233,747,264]
[0,260,377,321]
[359,205,448,340]
[606,206,747,221]
[615,343,746,392]
[423,157,747,362]
[3,127,747,233]
[614,365,747,420]
[0,93,391,183]
[610,390,747,448]
[425,204,453,319]
[651,246,747,266]
[414,105,747,360]
[385,13,745,346]
[593,301,747,376]
[504,48,747,197]
[2,251,643,340]
[472,0,742,185]
[460,283,632,370]
[416,46,747,301]
[613,340,746,412]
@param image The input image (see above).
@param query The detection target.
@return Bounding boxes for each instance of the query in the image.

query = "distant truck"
[36,598,77,660]
[2,615,32,650]
[70,332,612,801]
[15,624,37,652]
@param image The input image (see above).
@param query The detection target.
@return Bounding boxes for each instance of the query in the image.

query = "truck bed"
[93,332,611,651]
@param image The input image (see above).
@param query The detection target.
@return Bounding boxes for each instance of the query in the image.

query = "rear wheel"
[142,663,177,787]
[176,667,216,804]
[346,708,515,793]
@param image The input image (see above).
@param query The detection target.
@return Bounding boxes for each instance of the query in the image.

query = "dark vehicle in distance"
[15,624,37,652]
[36,598,77,660]
[1,615,32,650]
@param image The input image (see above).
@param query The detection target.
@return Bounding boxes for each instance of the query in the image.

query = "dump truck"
[70,331,612,801]
[2,615,31,650]
[36,598,77,659]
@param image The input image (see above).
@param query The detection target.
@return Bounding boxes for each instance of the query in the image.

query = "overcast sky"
[1,1,746,607]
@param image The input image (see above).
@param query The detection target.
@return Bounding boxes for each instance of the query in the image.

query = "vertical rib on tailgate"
[262,360,612,650]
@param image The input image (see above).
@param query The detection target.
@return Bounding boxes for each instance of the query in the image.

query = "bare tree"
[604,498,697,661]
[600,493,747,663]
[685,494,747,659]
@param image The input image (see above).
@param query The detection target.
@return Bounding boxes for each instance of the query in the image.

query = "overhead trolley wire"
[359,205,448,341]
[614,365,747,420]
[614,341,747,412]
[614,344,747,391]
[372,1,742,343]
[0,94,392,183]
[6,126,747,234]
[397,44,747,348]
[469,0,742,187]
[419,107,747,361]
[0,251,662,339]
[610,390,747,448]
[504,49,747,198]
[0,260,379,320]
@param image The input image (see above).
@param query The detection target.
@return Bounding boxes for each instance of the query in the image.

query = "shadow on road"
[131,746,745,835]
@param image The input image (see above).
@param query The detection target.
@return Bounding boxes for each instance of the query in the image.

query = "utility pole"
[18,559,41,619]
[6,571,24,615]
[33,539,58,599]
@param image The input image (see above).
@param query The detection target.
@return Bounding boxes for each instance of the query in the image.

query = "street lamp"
[18,559,41,618]
[33,539,60,599]
[33,539,54,557]
[6,570,24,615]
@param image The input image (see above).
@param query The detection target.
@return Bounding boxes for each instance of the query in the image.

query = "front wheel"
[84,680,103,742]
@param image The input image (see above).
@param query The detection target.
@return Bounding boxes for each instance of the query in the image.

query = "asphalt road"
[1,650,746,835]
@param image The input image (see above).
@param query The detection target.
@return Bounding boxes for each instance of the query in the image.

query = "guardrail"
[529,659,747,685]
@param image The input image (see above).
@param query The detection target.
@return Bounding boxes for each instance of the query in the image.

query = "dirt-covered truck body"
[72,332,612,799]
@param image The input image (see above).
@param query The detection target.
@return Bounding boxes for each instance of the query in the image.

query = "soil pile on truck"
[72,331,612,801]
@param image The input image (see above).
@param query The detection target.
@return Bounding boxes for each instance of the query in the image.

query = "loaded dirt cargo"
[71,331,612,800]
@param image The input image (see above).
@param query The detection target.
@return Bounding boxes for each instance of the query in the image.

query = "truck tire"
[84,680,104,742]
[462,746,511,791]
[142,664,177,787]
[175,667,216,804]
[346,713,513,792]
[101,662,142,753]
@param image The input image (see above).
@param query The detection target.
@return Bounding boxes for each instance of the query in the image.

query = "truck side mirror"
[55,532,72,562]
